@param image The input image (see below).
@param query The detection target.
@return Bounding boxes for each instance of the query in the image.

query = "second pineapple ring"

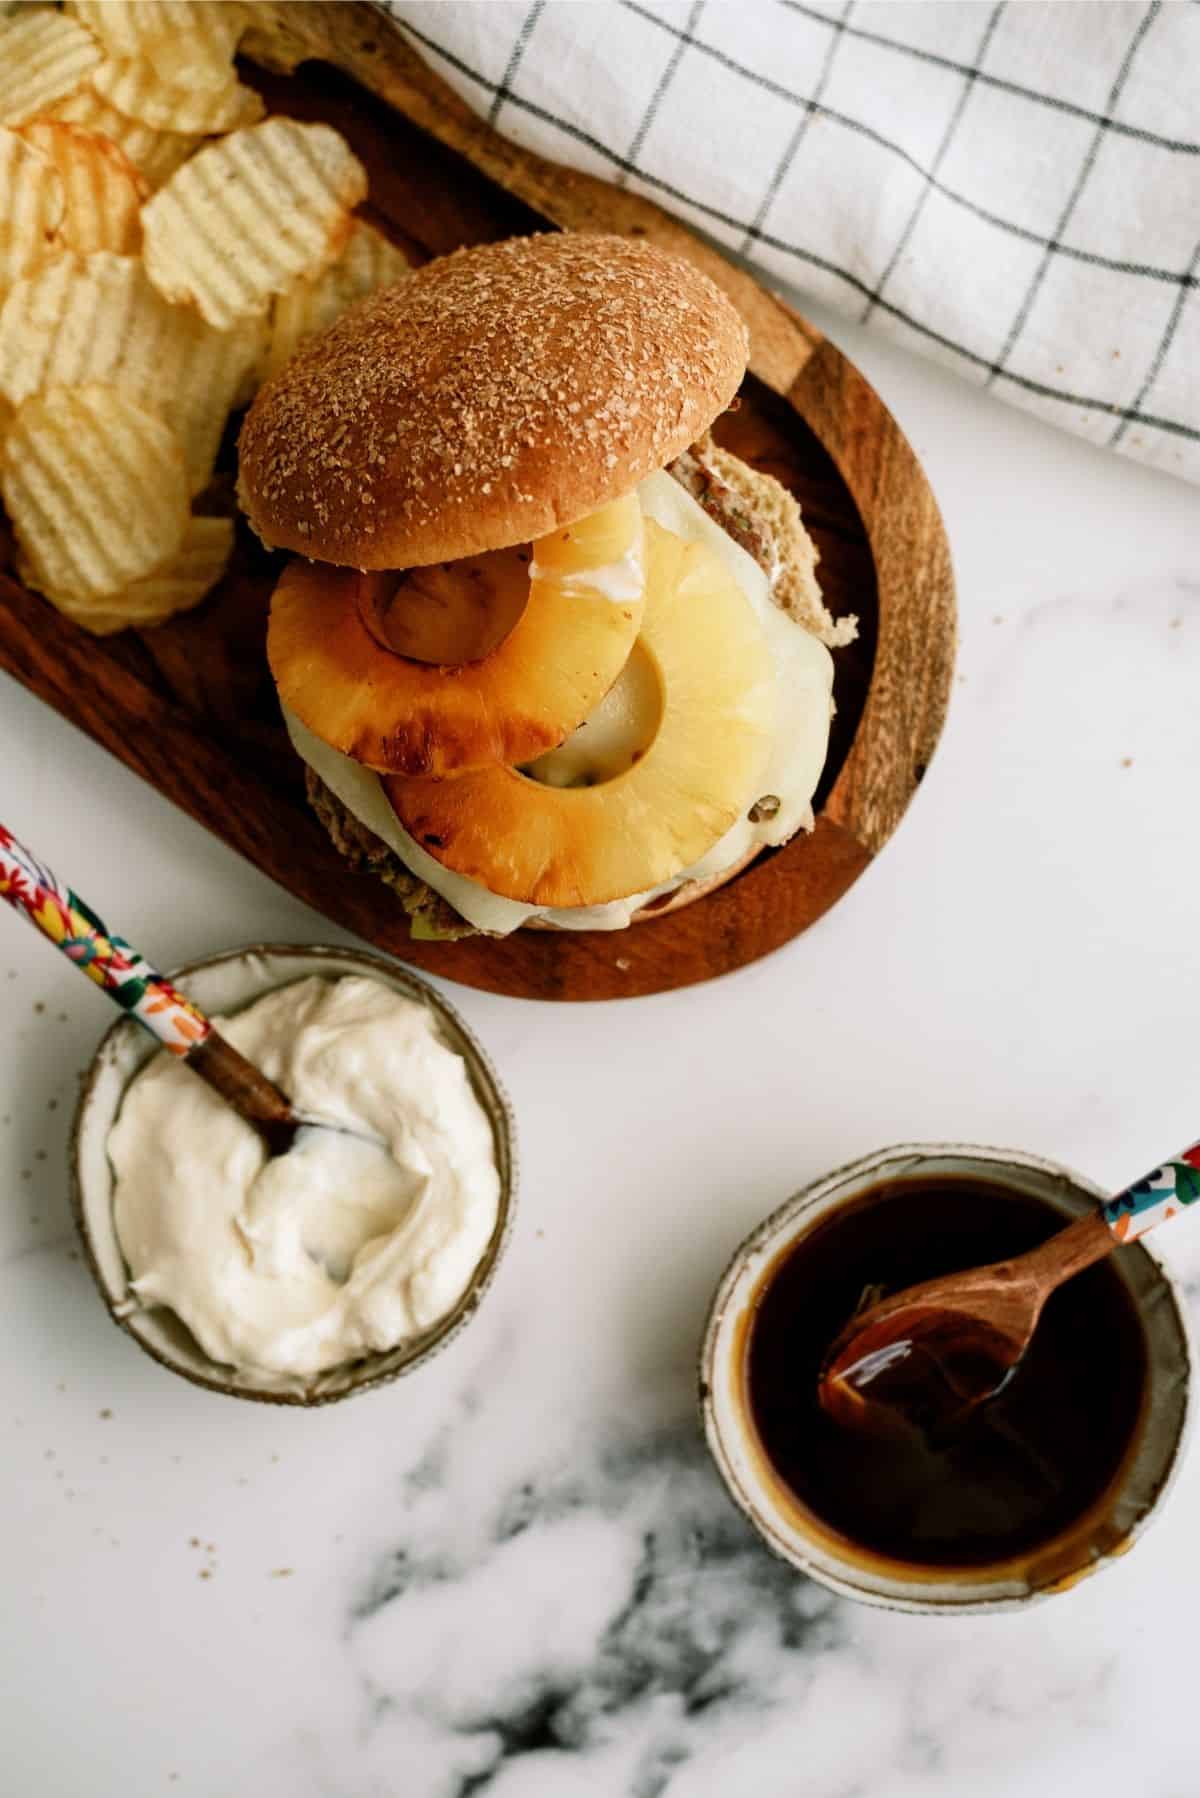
[382,518,778,909]
[267,493,646,779]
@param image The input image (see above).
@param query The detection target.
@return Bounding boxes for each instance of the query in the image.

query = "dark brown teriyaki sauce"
[746,1177,1148,1567]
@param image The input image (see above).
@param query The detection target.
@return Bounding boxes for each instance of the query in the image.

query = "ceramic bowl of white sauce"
[71,944,516,1405]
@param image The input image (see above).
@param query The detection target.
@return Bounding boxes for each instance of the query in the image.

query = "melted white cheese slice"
[286,708,653,934]
[286,471,835,937]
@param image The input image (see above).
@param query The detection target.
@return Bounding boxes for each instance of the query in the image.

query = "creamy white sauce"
[109,976,501,1379]
[529,535,644,602]
[286,473,835,937]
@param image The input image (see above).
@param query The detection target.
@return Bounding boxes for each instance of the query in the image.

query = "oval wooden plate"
[0,2,955,1002]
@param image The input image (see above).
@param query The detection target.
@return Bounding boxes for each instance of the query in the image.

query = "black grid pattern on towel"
[388,0,1200,454]
[621,0,704,177]
[739,0,854,257]
[859,1,1004,325]
[984,0,1163,387]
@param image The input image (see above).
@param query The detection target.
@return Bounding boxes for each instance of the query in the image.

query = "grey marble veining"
[343,1402,842,1796]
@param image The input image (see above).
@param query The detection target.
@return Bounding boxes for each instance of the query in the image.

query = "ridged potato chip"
[0,128,65,290]
[143,16,246,93]
[92,55,263,136]
[0,252,259,491]
[3,383,188,601]
[65,2,247,89]
[171,312,267,493]
[17,120,147,255]
[43,86,201,188]
[142,118,367,331]
[0,11,102,128]
[21,513,234,633]
[0,252,186,412]
[266,219,413,379]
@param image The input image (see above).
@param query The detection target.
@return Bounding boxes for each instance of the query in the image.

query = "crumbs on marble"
[189,1538,218,1580]
[1121,757,1134,768]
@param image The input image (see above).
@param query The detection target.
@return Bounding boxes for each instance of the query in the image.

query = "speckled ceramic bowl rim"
[699,1141,1193,1615]
[70,942,517,1406]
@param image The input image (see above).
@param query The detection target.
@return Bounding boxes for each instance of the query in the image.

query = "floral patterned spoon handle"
[0,823,298,1153]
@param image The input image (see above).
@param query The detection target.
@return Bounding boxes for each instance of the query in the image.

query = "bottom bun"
[306,768,761,939]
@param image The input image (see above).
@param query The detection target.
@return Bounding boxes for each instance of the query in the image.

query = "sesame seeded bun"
[237,232,749,569]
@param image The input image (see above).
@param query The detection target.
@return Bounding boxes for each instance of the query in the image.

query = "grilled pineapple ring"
[383,519,776,908]
[267,495,645,777]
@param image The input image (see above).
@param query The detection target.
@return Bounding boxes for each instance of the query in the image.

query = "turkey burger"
[238,232,854,939]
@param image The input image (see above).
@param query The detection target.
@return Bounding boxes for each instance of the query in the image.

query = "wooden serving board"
[0,2,955,1002]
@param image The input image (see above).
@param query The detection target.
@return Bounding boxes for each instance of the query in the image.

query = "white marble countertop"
[3,293,1199,1798]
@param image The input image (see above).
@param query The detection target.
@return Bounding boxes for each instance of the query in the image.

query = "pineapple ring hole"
[355,544,533,666]
[522,641,664,789]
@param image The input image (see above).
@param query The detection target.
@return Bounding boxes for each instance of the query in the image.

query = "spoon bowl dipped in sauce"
[749,1176,1145,1568]
[817,1147,1200,1448]
[817,1210,1113,1445]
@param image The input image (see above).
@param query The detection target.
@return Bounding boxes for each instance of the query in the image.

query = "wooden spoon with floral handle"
[819,1147,1200,1440]
[0,822,299,1156]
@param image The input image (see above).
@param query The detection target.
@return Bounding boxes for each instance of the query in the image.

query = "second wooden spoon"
[819,1146,1200,1439]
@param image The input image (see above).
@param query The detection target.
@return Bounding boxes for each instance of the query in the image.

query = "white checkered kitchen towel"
[382,0,1200,486]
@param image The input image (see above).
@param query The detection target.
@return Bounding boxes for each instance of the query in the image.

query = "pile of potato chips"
[0,1,412,635]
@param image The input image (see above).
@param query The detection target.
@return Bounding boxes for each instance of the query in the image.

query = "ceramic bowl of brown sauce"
[700,1143,1191,1613]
